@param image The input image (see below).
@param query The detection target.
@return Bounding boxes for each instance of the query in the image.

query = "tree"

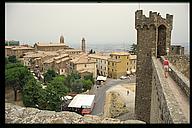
[130,43,137,55]
[46,76,69,111]
[5,64,32,101]
[64,71,80,91]
[8,55,17,63]
[44,69,57,83]
[84,74,95,84]
[71,79,83,94]
[81,79,92,91]
[22,79,43,107]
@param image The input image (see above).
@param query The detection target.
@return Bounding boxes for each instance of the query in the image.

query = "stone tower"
[81,38,86,52]
[135,10,173,123]
[60,35,64,44]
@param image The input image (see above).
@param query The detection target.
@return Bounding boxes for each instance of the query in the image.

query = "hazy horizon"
[5,3,189,47]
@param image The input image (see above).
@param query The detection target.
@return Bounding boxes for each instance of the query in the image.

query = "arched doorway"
[157,25,166,58]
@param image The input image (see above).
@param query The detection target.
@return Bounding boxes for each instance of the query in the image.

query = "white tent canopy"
[97,76,107,81]
[68,94,95,108]
[131,69,136,73]
[127,71,131,75]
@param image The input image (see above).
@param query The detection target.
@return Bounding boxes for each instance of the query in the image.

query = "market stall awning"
[97,76,107,81]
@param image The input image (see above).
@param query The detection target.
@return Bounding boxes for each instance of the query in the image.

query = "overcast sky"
[5,3,189,47]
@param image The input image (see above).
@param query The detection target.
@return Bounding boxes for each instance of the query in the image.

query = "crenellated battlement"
[135,10,173,30]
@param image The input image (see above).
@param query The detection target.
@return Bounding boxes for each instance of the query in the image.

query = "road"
[91,76,136,116]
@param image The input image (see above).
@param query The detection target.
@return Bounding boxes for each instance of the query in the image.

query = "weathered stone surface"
[5,103,145,124]
[135,10,173,123]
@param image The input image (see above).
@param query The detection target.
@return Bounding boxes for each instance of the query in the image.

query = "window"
[112,69,113,72]
[116,56,117,59]
[108,68,109,70]
[127,62,129,65]
[101,66,102,69]
[112,63,114,66]
[119,56,120,58]
[105,67,106,70]
[85,64,87,67]
[127,68,128,71]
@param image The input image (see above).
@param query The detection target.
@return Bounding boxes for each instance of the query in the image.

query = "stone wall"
[150,56,187,123]
[135,10,173,123]
[160,56,190,97]
[167,55,189,79]
[5,103,145,124]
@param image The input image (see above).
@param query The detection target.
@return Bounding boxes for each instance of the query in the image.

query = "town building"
[69,54,97,78]
[43,54,71,75]
[170,45,184,55]
[34,35,73,51]
[88,54,110,77]
[23,51,59,71]
[5,46,35,58]
[108,52,137,79]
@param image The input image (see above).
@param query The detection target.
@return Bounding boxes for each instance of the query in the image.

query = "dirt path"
[104,83,136,120]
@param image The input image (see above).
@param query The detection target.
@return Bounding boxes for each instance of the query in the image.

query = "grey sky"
[5,3,189,47]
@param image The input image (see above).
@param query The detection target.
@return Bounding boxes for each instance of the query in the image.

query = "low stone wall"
[167,55,189,79]
[5,103,145,124]
[150,56,187,123]
[160,56,190,98]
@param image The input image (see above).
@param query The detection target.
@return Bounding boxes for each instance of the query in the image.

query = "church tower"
[81,38,86,52]
[60,35,64,44]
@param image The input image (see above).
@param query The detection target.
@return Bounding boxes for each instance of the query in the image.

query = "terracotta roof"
[35,42,69,47]
[88,54,110,60]
[55,57,70,63]
[71,54,96,64]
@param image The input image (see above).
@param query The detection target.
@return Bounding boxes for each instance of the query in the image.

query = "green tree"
[5,65,32,101]
[84,74,95,84]
[22,79,43,107]
[71,79,83,94]
[130,43,137,55]
[8,55,17,63]
[82,79,92,91]
[64,71,80,91]
[46,76,69,111]
[44,69,57,83]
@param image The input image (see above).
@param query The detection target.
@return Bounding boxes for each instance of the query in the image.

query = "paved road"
[91,76,136,116]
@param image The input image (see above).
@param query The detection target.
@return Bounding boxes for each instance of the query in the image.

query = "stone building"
[135,10,173,123]
[5,46,35,58]
[34,35,73,51]
[23,51,59,71]
[88,54,110,77]
[108,52,136,79]
[43,54,71,75]
[69,54,97,78]
[170,45,184,55]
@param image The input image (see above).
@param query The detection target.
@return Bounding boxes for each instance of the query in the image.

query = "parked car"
[120,76,128,80]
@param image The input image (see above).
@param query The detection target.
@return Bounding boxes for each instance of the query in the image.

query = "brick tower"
[135,10,173,123]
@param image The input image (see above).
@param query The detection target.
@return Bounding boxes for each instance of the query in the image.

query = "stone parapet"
[151,56,187,123]
[5,103,145,124]
[160,56,190,97]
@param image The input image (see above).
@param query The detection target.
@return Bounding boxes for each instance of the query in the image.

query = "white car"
[120,76,128,80]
